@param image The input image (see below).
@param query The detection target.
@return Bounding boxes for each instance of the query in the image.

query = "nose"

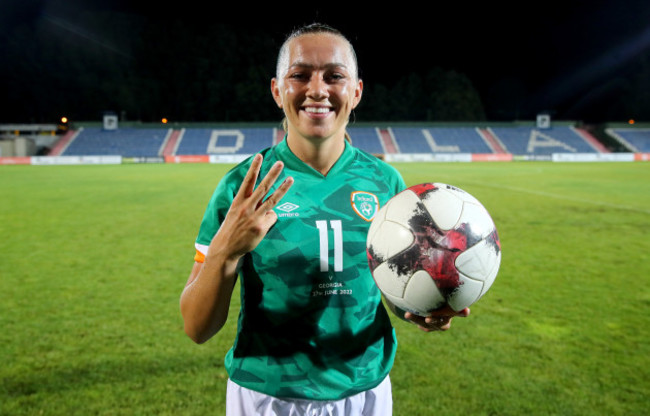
[306,73,329,101]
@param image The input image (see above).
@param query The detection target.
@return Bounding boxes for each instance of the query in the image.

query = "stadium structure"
[1,118,649,165]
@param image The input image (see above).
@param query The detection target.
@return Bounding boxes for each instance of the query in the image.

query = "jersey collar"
[275,136,355,178]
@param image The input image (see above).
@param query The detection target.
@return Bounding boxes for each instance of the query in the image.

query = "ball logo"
[351,191,379,222]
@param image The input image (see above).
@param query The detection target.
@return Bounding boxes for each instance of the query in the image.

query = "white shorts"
[226,375,393,416]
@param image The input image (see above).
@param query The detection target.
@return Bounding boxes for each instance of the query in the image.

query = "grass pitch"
[1,161,649,415]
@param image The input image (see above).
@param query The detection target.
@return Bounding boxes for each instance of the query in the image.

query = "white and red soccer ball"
[367,183,501,316]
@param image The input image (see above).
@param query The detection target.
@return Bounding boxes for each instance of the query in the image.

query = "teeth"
[305,107,330,114]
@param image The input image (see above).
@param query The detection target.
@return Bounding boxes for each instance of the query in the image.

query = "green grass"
[1,162,649,415]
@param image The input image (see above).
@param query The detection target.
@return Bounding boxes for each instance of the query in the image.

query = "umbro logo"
[276,202,300,217]
[276,202,299,212]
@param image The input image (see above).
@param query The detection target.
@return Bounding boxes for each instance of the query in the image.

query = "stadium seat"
[347,127,385,154]
[59,125,613,157]
[605,128,650,152]
[63,127,170,157]
[488,126,598,155]
[174,128,275,155]
[390,127,495,154]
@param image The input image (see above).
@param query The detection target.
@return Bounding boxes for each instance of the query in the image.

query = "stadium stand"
[391,127,495,154]
[347,127,385,154]
[605,128,650,152]
[51,124,622,158]
[174,128,275,155]
[62,127,171,157]
[487,126,599,155]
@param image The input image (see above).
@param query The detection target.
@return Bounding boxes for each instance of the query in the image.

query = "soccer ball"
[366,183,501,316]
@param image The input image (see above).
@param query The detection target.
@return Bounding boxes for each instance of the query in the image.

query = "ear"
[271,78,283,108]
[351,79,363,110]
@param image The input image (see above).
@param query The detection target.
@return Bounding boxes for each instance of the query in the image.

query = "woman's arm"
[180,154,293,343]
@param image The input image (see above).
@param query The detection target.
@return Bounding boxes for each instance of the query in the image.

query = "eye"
[326,72,346,82]
[288,72,309,81]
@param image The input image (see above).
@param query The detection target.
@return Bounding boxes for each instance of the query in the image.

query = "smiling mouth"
[303,106,332,115]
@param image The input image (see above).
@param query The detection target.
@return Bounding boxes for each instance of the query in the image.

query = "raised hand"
[207,154,294,263]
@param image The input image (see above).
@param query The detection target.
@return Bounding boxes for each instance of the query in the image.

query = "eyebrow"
[287,62,350,72]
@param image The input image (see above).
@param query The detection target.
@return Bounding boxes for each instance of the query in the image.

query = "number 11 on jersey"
[316,220,343,272]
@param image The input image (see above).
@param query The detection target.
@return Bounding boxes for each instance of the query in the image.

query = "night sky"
[2,0,650,123]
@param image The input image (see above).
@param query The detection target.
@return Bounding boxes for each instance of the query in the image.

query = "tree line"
[2,10,649,124]
[0,12,486,124]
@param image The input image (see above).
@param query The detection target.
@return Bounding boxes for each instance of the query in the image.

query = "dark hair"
[276,23,359,81]
[287,22,343,38]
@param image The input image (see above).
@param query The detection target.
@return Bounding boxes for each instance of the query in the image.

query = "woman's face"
[271,33,363,143]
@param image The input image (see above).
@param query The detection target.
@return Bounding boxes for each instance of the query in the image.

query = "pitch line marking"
[463,180,650,215]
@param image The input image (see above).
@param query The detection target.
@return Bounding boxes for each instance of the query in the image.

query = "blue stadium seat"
[347,127,385,154]
[175,128,275,155]
[606,128,650,152]
[63,127,170,157]
[61,125,611,157]
[489,126,597,155]
[391,127,494,153]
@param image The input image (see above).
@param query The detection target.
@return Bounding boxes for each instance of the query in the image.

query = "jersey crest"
[351,191,379,222]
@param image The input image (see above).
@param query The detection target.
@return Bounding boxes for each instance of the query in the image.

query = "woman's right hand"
[207,153,294,263]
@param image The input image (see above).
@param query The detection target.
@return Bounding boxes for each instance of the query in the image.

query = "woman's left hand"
[404,305,470,332]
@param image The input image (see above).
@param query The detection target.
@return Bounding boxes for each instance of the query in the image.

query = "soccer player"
[180,23,469,415]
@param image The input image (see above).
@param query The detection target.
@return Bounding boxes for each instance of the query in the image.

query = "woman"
[180,23,469,415]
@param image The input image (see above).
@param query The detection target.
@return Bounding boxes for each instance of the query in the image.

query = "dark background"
[2,0,650,124]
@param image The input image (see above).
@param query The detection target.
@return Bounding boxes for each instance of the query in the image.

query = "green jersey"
[195,138,406,400]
